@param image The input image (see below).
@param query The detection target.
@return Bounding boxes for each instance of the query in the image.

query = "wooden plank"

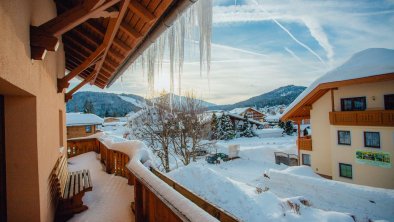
[92,0,130,84]
[128,0,156,22]
[119,21,143,39]
[40,0,121,37]
[69,172,75,199]
[58,44,106,92]
[30,26,59,51]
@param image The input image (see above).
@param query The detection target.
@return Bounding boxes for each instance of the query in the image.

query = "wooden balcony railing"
[329,110,394,127]
[66,138,238,222]
[297,137,312,151]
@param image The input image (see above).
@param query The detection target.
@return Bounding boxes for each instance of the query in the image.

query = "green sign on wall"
[356,150,392,168]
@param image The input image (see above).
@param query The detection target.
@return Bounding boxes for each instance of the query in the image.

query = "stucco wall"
[330,81,394,188]
[333,80,394,111]
[0,0,66,221]
[309,92,333,177]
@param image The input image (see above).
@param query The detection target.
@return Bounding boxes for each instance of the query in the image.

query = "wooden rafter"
[65,62,101,101]
[58,44,106,92]
[128,1,156,23]
[31,0,121,60]
[92,0,130,84]
[119,21,142,39]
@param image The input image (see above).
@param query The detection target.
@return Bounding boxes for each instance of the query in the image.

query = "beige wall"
[0,0,66,221]
[330,126,394,188]
[67,125,97,139]
[330,80,394,188]
[333,80,394,111]
[307,80,394,188]
[309,92,333,177]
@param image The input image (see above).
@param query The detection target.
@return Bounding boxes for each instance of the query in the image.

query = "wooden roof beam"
[31,0,121,60]
[128,1,156,23]
[58,44,106,93]
[65,63,101,101]
[119,21,142,39]
[84,21,131,52]
[93,0,130,85]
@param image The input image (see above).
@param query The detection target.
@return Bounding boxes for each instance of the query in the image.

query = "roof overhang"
[30,0,197,101]
[281,72,394,121]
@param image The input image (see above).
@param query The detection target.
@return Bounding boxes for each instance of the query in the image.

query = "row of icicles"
[122,0,213,99]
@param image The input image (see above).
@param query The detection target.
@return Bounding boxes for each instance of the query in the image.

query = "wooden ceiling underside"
[57,0,174,89]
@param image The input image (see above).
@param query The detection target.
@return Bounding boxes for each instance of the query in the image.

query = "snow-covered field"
[98,123,394,222]
[166,136,394,222]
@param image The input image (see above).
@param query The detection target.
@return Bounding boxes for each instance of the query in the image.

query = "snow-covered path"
[67,152,134,222]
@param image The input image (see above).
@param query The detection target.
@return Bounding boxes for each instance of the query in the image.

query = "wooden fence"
[274,152,298,166]
[151,168,239,222]
[66,138,240,222]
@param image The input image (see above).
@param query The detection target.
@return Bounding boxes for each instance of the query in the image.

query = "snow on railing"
[97,135,218,222]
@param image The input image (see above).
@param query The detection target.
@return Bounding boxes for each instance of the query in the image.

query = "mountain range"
[208,85,306,110]
[66,85,306,117]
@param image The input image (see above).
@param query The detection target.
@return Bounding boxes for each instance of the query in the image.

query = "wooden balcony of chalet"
[65,137,239,222]
[297,136,312,151]
[329,110,394,127]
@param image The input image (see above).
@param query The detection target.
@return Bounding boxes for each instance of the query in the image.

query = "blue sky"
[71,0,394,104]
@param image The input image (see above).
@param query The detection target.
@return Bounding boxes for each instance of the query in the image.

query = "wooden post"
[134,178,143,222]
[297,120,301,166]
[331,89,335,112]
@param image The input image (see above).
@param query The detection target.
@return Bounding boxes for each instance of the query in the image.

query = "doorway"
[0,95,6,221]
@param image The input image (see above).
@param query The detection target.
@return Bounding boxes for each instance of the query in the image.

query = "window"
[341,97,366,111]
[364,132,380,148]
[384,94,394,110]
[302,154,311,166]
[339,163,352,179]
[85,125,92,133]
[59,110,63,147]
[337,131,351,145]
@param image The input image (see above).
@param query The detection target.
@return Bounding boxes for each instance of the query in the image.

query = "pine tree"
[83,99,94,114]
[220,114,236,140]
[284,121,294,135]
[241,114,255,137]
[211,113,219,140]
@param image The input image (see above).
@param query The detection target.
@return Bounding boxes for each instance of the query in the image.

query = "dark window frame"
[364,131,380,148]
[85,125,92,133]
[302,154,311,166]
[337,130,351,145]
[384,94,394,110]
[339,163,352,179]
[340,97,366,111]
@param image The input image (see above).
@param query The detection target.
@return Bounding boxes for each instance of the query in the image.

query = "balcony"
[66,137,239,222]
[297,136,312,151]
[329,110,394,127]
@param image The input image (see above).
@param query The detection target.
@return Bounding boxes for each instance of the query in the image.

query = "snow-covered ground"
[98,123,394,222]
[68,152,134,222]
[166,136,394,222]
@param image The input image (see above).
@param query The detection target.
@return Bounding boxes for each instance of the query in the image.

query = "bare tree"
[171,92,210,165]
[133,93,175,172]
[132,91,211,171]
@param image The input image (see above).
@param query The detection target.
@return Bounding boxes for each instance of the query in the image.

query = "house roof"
[229,107,264,116]
[53,0,193,89]
[281,48,394,121]
[66,113,104,126]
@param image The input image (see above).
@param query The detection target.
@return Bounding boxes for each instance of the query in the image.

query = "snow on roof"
[283,48,394,117]
[229,107,263,116]
[66,112,104,126]
[265,114,282,122]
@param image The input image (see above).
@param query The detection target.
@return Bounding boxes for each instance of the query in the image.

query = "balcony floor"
[67,152,135,222]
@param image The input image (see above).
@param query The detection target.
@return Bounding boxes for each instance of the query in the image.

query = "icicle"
[168,26,175,94]
[122,0,213,99]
